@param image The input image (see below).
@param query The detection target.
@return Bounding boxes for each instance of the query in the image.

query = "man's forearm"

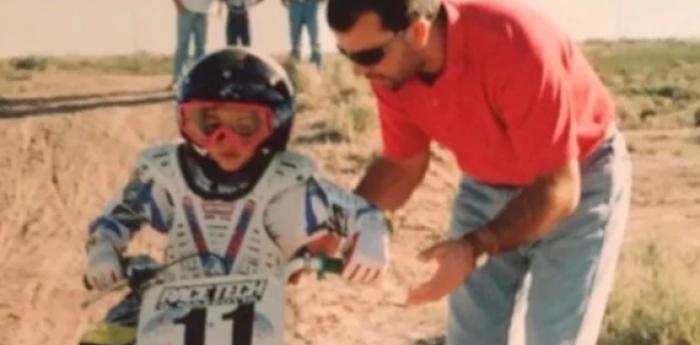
[472,161,581,255]
[489,183,578,252]
[354,154,428,212]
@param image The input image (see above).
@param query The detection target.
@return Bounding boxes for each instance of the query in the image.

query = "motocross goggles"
[179,101,274,150]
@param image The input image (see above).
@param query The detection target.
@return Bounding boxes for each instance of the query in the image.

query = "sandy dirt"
[0,73,699,345]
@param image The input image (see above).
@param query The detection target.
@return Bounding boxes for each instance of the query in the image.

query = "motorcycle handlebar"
[81,252,344,309]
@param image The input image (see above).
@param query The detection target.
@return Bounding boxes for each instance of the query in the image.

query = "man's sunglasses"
[338,32,404,66]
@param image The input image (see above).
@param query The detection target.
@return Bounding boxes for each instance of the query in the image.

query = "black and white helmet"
[176,47,297,157]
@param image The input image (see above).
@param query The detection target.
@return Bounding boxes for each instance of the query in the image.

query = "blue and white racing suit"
[78,142,389,345]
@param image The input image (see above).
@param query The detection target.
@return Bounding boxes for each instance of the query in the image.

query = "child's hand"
[341,211,390,283]
[84,234,125,291]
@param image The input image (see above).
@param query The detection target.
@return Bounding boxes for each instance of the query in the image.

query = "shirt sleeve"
[264,176,386,259]
[87,157,174,250]
[263,180,329,259]
[371,83,431,161]
[485,41,579,177]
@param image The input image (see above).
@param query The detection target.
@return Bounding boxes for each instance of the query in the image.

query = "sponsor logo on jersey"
[156,278,268,310]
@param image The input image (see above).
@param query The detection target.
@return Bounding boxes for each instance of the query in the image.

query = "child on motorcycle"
[78,47,391,345]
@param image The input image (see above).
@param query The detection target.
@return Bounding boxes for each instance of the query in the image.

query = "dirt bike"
[81,252,344,345]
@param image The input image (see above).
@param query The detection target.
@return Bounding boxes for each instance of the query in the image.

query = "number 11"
[173,303,255,345]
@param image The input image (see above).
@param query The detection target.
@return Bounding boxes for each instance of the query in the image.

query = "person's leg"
[240,13,251,47]
[524,127,632,345]
[192,12,208,62]
[172,11,195,85]
[226,9,236,45]
[77,292,141,345]
[304,1,321,68]
[229,11,249,46]
[446,178,531,345]
[288,2,303,60]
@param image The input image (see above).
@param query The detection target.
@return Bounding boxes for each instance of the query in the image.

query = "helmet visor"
[180,101,273,150]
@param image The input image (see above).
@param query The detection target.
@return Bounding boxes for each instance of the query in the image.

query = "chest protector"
[136,142,316,281]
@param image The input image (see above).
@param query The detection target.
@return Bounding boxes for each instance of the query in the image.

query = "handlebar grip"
[321,257,344,274]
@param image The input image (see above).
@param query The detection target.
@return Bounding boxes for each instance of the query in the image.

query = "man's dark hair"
[327,0,441,33]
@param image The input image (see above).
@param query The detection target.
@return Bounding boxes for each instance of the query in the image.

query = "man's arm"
[357,83,432,212]
[171,0,186,12]
[354,150,430,212]
[405,158,580,305]
[216,0,225,16]
[466,158,580,256]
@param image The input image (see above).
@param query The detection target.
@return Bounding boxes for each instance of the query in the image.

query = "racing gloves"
[340,208,391,283]
[84,233,125,291]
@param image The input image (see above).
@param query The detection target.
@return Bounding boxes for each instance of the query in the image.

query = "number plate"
[136,274,284,345]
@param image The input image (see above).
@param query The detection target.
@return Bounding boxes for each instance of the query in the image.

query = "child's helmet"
[175,47,297,157]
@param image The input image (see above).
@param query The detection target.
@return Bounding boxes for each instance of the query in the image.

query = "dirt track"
[0,73,699,345]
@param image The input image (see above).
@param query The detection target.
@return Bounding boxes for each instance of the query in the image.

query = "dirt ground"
[0,73,698,345]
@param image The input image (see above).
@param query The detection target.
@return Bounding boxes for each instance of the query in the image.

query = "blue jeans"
[447,126,632,345]
[226,11,250,46]
[288,0,321,67]
[172,10,208,82]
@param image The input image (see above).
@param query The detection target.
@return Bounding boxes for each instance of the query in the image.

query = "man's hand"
[406,237,475,305]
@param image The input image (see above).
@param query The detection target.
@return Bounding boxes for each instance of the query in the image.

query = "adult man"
[282,0,324,68]
[170,0,216,89]
[326,0,632,344]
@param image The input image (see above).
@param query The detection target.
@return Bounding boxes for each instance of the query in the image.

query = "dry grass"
[3,39,700,128]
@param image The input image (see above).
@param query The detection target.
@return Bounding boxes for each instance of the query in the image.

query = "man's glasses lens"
[350,48,385,66]
[338,46,386,66]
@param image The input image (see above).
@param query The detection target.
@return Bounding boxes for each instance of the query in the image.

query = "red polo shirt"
[372,0,614,186]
